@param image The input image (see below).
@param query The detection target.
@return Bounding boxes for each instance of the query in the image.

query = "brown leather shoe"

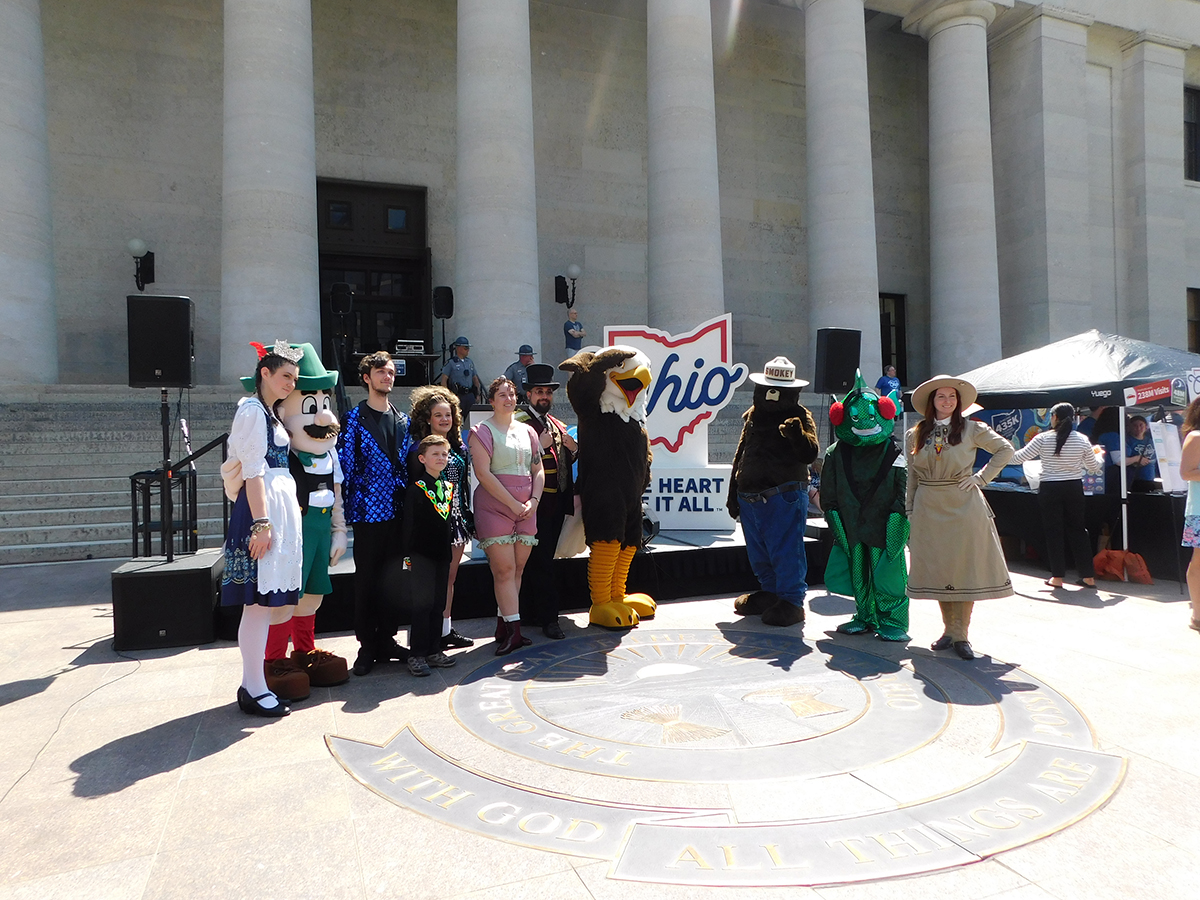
[264,657,310,701]
[292,648,349,687]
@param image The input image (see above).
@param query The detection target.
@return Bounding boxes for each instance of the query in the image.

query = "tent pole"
[1120,411,1129,549]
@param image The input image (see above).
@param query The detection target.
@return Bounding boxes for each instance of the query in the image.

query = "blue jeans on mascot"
[739,485,809,608]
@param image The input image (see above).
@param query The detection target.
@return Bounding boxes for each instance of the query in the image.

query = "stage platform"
[212,520,832,639]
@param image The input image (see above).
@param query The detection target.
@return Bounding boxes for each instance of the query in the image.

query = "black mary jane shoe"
[1074,580,1097,590]
[237,686,290,718]
[953,640,976,660]
[930,634,953,651]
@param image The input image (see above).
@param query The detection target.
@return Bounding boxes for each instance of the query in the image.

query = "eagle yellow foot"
[589,601,640,629]
[622,593,656,619]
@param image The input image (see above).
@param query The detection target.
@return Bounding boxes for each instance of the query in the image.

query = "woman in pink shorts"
[469,376,545,654]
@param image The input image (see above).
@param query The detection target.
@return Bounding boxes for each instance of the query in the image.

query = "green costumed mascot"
[818,371,910,641]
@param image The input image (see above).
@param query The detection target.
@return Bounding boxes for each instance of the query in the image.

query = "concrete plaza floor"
[0,557,1197,899]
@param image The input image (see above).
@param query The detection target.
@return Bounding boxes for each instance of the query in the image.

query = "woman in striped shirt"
[1010,403,1105,589]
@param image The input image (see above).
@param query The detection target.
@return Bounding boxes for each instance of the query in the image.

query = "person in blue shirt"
[875,365,900,397]
[1125,415,1159,490]
[438,336,483,408]
[564,308,586,352]
[337,351,414,675]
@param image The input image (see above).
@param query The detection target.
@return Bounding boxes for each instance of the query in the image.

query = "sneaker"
[426,651,456,668]
[407,656,431,677]
[441,628,474,649]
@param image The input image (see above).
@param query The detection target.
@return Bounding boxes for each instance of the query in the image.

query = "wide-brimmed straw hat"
[911,375,978,415]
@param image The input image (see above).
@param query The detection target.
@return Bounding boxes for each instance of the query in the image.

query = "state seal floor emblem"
[328,629,1124,887]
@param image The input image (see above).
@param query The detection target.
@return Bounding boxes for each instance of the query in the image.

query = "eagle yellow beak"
[609,365,651,408]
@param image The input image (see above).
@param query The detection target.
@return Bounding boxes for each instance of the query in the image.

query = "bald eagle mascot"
[560,346,657,628]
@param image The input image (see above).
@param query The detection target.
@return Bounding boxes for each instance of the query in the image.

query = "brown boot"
[264,657,310,701]
[494,616,508,642]
[291,648,349,687]
[495,620,527,656]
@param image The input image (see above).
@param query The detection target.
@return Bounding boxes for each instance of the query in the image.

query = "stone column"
[455,0,541,383]
[220,0,320,384]
[989,8,1092,353]
[805,0,882,382]
[0,0,57,384]
[1121,33,1187,346]
[905,0,1010,374]
[647,0,724,332]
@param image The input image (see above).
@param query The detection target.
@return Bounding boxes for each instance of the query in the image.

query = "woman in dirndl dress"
[906,375,1014,660]
[221,341,305,717]
[407,385,475,651]
[1178,398,1200,634]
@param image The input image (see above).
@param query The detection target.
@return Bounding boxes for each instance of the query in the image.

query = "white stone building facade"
[4,0,1200,388]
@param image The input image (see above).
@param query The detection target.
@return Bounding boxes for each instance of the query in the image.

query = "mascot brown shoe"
[734,590,777,616]
[761,598,805,627]
[561,346,658,630]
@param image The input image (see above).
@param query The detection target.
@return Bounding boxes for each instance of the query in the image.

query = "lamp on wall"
[554,263,582,309]
[128,239,155,292]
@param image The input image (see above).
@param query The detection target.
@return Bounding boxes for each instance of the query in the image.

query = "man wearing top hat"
[504,344,536,402]
[516,363,577,639]
[437,336,483,408]
[726,356,821,628]
[337,351,414,675]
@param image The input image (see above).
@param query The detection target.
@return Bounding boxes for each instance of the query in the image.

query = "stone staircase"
[0,386,245,565]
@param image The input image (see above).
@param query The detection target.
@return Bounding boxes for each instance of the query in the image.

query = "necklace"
[933,423,948,456]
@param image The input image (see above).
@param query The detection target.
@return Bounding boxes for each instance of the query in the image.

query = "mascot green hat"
[829,370,899,446]
[240,341,338,392]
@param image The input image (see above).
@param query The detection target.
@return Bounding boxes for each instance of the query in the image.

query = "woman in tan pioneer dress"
[906,375,1014,660]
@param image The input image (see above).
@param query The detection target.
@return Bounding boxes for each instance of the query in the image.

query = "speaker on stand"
[433,286,454,369]
[127,295,196,563]
[814,327,861,447]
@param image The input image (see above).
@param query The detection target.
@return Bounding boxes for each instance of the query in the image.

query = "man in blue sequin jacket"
[337,351,414,676]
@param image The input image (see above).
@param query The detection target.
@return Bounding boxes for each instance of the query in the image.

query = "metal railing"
[130,432,229,559]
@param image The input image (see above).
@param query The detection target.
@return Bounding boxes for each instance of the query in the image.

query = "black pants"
[1038,480,1095,579]
[519,497,567,625]
[408,553,449,657]
[351,519,402,652]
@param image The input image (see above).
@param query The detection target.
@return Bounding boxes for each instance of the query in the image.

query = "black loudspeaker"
[111,549,222,650]
[433,286,454,319]
[554,275,569,306]
[814,328,861,395]
[127,295,195,388]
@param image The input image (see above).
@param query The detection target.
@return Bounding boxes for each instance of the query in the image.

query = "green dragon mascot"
[818,371,910,641]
